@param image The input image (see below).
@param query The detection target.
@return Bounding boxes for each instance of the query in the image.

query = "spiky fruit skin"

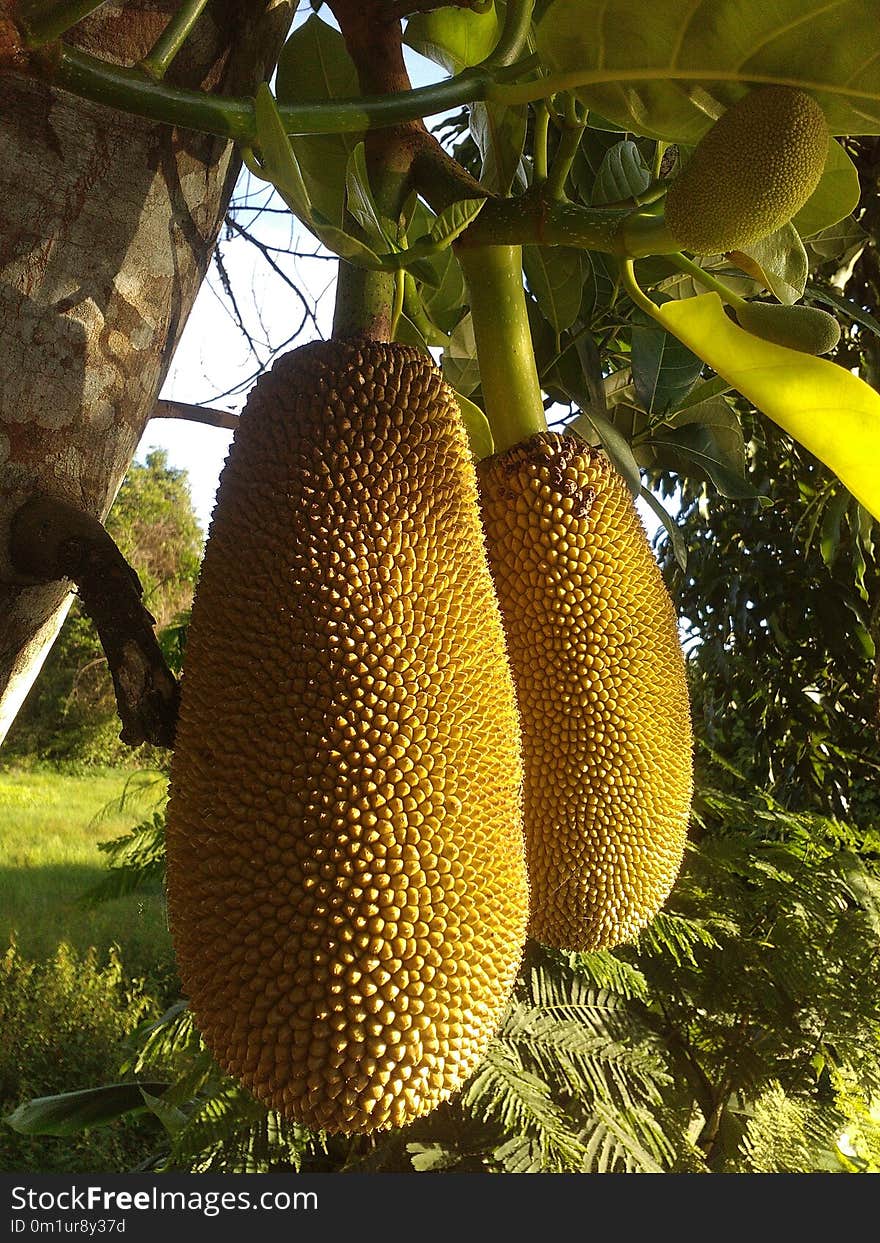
[665,86,829,255]
[166,340,528,1135]
[734,301,841,355]
[478,435,692,951]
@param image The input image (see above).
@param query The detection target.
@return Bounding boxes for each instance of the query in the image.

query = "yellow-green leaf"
[656,293,880,519]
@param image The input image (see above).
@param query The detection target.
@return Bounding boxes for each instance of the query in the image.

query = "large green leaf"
[535,0,880,140]
[630,317,703,414]
[591,139,652,206]
[470,100,528,194]
[523,246,585,334]
[793,140,862,239]
[274,15,362,227]
[4,1083,170,1137]
[404,3,501,73]
[731,223,809,305]
[656,292,880,519]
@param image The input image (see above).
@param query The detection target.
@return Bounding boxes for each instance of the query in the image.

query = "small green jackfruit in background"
[734,302,841,355]
[665,86,829,255]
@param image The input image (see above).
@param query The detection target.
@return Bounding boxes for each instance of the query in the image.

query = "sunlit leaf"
[656,293,880,520]
[535,0,880,140]
[431,197,487,247]
[404,2,500,72]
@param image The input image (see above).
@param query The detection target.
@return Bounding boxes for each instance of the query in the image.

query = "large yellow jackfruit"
[665,86,828,255]
[166,339,528,1135]
[478,434,692,951]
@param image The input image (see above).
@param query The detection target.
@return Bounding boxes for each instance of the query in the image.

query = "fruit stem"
[667,252,747,310]
[139,0,211,81]
[457,244,547,453]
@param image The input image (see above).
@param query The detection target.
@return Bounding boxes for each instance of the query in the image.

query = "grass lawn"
[0,764,173,980]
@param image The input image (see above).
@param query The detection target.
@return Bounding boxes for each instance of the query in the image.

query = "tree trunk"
[0,0,292,744]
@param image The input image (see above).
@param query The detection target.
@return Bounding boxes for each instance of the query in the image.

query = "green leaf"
[443,313,481,396]
[793,140,862,239]
[344,142,394,248]
[139,1089,189,1138]
[470,100,528,194]
[667,373,731,414]
[591,139,652,206]
[568,408,642,496]
[819,488,850,567]
[656,292,880,519]
[4,1083,170,1137]
[523,246,585,335]
[404,2,500,72]
[630,318,703,414]
[274,15,362,227]
[535,0,880,140]
[732,223,809,305]
[431,197,487,247]
[808,287,880,340]
[455,390,495,460]
[639,486,688,571]
[648,419,757,498]
[251,86,312,223]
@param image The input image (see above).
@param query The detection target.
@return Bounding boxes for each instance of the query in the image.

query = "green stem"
[533,102,550,182]
[18,0,110,46]
[139,0,211,82]
[50,43,493,141]
[460,189,630,252]
[332,262,397,340]
[668,252,746,308]
[620,259,662,321]
[457,244,547,454]
[390,267,405,338]
[545,97,586,200]
[483,0,534,68]
[402,273,450,346]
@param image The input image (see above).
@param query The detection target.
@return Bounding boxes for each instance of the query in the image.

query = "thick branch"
[9,495,179,748]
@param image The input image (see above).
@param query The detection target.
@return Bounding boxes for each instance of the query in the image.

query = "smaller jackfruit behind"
[478,435,693,952]
[166,339,528,1136]
[734,301,841,355]
[665,86,829,255]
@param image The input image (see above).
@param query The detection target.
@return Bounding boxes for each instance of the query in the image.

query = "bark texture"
[0,0,292,744]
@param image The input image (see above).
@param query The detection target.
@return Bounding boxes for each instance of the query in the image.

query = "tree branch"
[152,399,239,429]
[9,495,180,749]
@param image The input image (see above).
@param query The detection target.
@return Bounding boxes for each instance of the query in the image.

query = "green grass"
[0,764,173,982]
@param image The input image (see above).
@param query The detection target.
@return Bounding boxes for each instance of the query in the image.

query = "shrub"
[0,937,162,1172]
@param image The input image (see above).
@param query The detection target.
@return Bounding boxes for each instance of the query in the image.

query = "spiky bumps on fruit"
[166,339,529,1135]
[664,86,829,255]
[478,435,693,951]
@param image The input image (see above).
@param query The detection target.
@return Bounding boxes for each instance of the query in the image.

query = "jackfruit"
[734,301,841,355]
[166,339,529,1135]
[665,86,829,255]
[478,434,692,951]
